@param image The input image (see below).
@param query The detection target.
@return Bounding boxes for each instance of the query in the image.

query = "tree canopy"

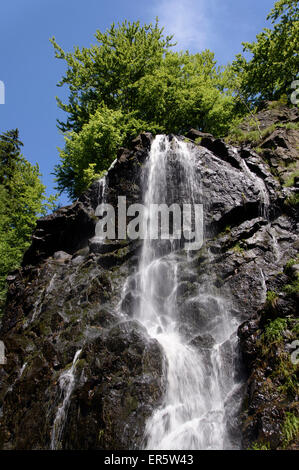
[51,20,237,199]
[52,2,298,199]
[232,0,299,104]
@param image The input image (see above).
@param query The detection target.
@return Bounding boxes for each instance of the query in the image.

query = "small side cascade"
[97,176,107,205]
[6,362,27,394]
[260,269,267,304]
[50,349,82,450]
[241,160,270,219]
[269,226,281,262]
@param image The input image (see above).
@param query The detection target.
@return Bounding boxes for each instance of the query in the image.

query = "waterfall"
[269,227,281,262]
[50,349,82,450]
[97,175,107,204]
[241,160,270,218]
[121,135,243,449]
[260,269,267,304]
[96,157,117,203]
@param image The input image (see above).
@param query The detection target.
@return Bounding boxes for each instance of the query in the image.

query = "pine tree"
[0,129,56,315]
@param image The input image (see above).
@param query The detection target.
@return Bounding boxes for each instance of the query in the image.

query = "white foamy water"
[241,159,270,218]
[120,135,243,449]
[50,349,82,450]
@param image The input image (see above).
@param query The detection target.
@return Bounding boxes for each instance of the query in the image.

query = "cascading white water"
[241,159,270,218]
[260,269,267,304]
[96,157,117,204]
[97,176,107,203]
[123,135,242,449]
[50,349,82,450]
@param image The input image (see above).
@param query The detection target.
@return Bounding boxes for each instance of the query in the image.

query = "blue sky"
[0,0,275,205]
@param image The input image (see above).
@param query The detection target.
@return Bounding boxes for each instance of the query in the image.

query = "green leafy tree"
[136,50,236,136]
[55,105,156,199]
[50,19,174,134]
[232,0,299,104]
[0,129,56,315]
[51,20,237,198]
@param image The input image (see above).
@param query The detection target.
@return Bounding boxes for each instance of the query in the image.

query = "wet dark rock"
[0,113,298,450]
[0,253,165,449]
[238,320,260,369]
[53,251,72,261]
[120,292,141,317]
[89,237,129,255]
[201,137,242,170]
[190,334,215,350]
[22,202,96,267]
[116,147,132,163]
[185,129,213,141]
[131,132,153,151]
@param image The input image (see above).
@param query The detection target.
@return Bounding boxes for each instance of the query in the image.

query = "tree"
[54,105,154,199]
[0,129,56,315]
[135,50,236,136]
[0,129,24,184]
[232,0,299,104]
[50,19,174,134]
[51,20,237,198]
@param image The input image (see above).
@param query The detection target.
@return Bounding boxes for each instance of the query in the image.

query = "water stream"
[50,349,82,450]
[120,136,243,449]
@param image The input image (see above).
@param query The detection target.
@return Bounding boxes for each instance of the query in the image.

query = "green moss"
[277,121,299,131]
[282,412,299,448]
[225,120,299,147]
[124,394,139,416]
[194,136,202,145]
[285,255,299,271]
[38,322,51,336]
[250,441,271,450]
[284,171,299,188]
[98,429,104,442]
[264,327,298,397]
[292,320,299,336]
[267,95,288,109]
[262,317,287,345]
[265,290,279,309]
[232,242,244,254]
[258,316,298,398]
[219,225,231,237]
[284,193,299,208]
[227,129,260,145]
[277,365,298,397]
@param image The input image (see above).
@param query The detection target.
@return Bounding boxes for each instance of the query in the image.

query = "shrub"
[251,441,271,450]
[262,317,287,344]
[265,290,279,309]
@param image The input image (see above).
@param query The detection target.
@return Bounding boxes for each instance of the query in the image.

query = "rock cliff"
[0,106,298,450]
